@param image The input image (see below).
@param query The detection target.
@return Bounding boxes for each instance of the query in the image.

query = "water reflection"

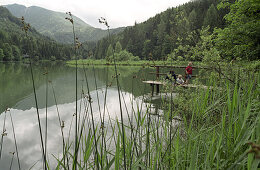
[0,62,157,113]
[0,62,186,169]
[0,88,156,169]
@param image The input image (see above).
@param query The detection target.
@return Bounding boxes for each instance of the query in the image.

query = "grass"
[67,59,200,67]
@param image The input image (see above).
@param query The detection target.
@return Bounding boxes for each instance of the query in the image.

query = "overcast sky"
[1,0,190,29]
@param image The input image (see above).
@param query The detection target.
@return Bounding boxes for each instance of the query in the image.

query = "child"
[176,75,184,85]
[185,62,193,84]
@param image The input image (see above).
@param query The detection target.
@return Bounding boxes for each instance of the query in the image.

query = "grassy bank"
[67,59,197,67]
[56,61,259,169]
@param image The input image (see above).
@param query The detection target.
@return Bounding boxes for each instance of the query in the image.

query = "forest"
[94,0,259,62]
[0,0,259,62]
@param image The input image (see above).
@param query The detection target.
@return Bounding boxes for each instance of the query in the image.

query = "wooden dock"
[143,65,212,96]
[143,80,210,96]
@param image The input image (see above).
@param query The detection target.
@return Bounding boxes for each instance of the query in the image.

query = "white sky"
[0,0,190,29]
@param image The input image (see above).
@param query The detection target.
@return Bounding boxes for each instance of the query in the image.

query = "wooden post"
[151,84,154,96]
[156,66,159,80]
[156,84,159,94]
[156,66,159,94]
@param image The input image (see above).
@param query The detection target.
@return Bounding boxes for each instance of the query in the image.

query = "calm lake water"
[0,62,191,169]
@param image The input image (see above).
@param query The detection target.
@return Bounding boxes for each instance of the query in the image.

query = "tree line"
[93,0,259,61]
[1,0,259,62]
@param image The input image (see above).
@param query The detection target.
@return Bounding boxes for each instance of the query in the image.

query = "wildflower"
[100,122,105,129]
[107,82,112,87]
[20,16,30,35]
[65,12,74,24]
[98,17,109,28]
[5,108,10,112]
[75,37,82,49]
[2,132,7,136]
[61,120,65,129]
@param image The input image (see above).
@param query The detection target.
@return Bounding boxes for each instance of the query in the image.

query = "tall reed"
[65,12,81,170]
[20,16,47,170]
[9,111,21,170]
[82,63,99,170]
[99,17,127,169]
[0,108,7,160]
[50,81,68,169]
[44,68,48,163]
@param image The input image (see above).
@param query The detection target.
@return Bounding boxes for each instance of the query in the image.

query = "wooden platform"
[143,80,211,96]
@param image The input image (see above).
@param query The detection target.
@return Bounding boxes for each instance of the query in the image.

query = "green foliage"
[3,43,13,61]
[50,56,56,61]
[191,26,221,62]
[215,0,260,60]
[142,40,152,59]
[109,50,140,62]
[188,9,198,31]
[0,48,4,61]
[115,41,122,53]
[106,45,113,58]
[94,0,226,60]
[203,4,220,31]
[11,45,21,61]
[34,55,39,61]
[0,6,82,61]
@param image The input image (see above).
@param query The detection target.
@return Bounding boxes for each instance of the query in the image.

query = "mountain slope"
[4,4,124,43]
[0,6,77,61]
[94,0,228,60]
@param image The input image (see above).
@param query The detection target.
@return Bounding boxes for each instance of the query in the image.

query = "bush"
[177,56,184,61]
[50,56,56,61]
[108,50,139,61]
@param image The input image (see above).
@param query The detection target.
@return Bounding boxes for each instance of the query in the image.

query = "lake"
[0,61,190,169]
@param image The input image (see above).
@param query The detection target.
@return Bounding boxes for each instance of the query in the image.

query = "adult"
[166,70,177,85]
[185,62,193,84]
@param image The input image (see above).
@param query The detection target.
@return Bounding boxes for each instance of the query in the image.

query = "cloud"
[1,0,190,28]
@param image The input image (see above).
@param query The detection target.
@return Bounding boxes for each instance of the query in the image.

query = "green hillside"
[0,6,77,61]
[4,4,124,43]
[94,0,259,61]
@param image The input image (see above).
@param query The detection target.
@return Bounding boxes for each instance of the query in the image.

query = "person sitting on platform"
[176,74,184,85]
[165,70,177,83]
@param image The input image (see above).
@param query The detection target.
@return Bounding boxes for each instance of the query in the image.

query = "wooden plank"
[149,72,198,77]
[143,80,212,89]
[181,84,209,89]
[143,80,165,85]
[150,65,209,69]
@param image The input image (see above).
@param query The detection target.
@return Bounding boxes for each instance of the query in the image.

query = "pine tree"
[142,40,152,59]
[12,45,21,61]
[106,44,113,60]
[115,41,122,53]
[203,4,219,31]
[0,48,4,61]
[3,43,13,61]
[188,9,198,31]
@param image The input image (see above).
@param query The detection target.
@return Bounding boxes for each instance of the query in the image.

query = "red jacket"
[185,66,192,75]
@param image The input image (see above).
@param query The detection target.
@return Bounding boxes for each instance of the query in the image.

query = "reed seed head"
[98,17,109,28]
